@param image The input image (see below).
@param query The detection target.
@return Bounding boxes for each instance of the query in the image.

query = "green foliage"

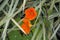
[0,0,60,40]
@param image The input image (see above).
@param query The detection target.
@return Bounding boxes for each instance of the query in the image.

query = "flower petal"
[21,23,30,34]
[23,18,32,27]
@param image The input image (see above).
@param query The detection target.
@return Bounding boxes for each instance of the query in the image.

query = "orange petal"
[24,7,37,20]
[23,18,32,27]
[23,18,30,24]
[21,23,30,34]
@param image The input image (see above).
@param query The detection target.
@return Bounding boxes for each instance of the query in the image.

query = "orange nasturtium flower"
[21,23,30,34]
[21,7,37,34]
[24,7,37,20]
